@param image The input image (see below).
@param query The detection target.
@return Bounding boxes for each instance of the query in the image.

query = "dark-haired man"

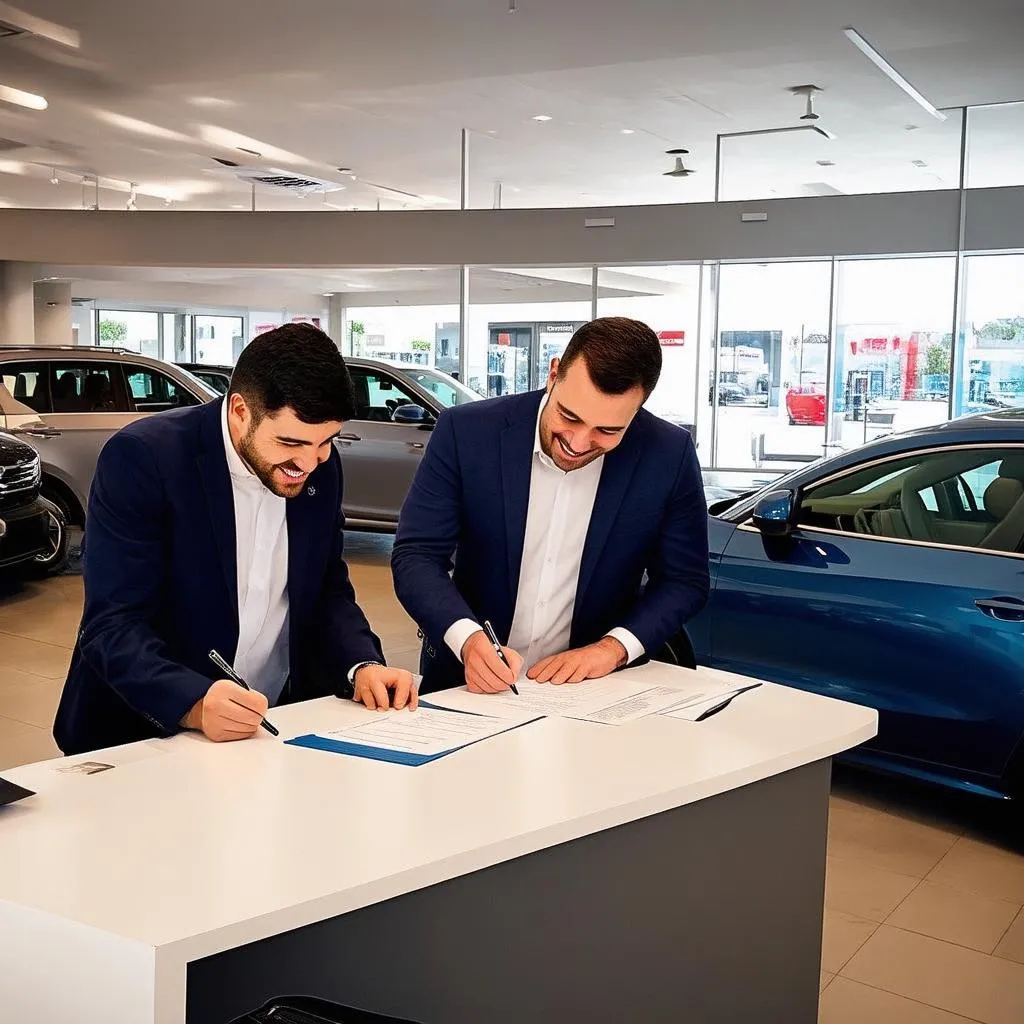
[55,324,415,756]
[392,316,710,695]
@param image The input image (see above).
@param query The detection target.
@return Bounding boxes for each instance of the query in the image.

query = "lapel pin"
[307,485,316,497]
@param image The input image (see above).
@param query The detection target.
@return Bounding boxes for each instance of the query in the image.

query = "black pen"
[695,683,763,722]
[482,620,519,696]
[208,650,280,736]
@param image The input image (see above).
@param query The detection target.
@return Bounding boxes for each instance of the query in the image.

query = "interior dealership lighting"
[843,26,947,121]
[532,114,552,122]
[95,110,191,142]
[0,85,47,110]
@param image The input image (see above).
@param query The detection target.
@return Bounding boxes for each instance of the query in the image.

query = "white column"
[34,279,73,346]
[0,261,37,346]
[327,293,346,351]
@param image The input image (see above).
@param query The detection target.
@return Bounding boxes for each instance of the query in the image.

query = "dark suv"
[0,429,63,573]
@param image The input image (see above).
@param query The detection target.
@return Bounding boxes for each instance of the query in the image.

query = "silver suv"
[0,347,480,532]
[0,347,217,530]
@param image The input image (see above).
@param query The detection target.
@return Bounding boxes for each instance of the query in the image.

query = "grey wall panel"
[963,186,1024,252]
[0,187,987,269]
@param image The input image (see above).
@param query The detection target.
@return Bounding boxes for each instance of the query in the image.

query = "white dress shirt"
[221,401,291,705]
[444,395,644,670]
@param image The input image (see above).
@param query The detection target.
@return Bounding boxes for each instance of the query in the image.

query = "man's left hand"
[527,636,628,685]
[353,665,419,711]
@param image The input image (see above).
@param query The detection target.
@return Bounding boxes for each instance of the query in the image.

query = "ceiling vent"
[214,162,348,196]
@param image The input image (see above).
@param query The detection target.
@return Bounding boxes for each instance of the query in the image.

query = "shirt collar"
[220,397,259,484]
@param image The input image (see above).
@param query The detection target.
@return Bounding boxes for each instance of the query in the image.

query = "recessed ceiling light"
[0,85,48,111]
[532,114,552,122]
[230,204,246,209]
[621,129,635,135]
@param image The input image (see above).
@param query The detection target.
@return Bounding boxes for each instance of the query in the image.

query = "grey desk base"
[188,759,831,1024]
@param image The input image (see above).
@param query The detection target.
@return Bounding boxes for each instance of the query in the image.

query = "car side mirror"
[751,489,796,537]
[392,403,428,424]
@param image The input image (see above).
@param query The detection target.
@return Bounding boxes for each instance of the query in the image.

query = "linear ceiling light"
[0,84,47,110]
[843,26,947,121]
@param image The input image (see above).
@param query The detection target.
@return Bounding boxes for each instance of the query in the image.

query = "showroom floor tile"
[1,531,1022,1022]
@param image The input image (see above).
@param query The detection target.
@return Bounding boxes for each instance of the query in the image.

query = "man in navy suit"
[55,325,415,756]
[392,317,709,695]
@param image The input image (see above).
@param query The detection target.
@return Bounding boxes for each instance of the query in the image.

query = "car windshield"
[173,367,219,399]
[397,366,481,408]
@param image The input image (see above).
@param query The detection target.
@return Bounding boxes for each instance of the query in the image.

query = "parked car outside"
[689,408,1024,801]
[785,384,827,426]
[0,427,67,574]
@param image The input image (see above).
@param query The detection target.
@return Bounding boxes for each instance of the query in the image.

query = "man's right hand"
[461,631,524,694]
[181,679,269,742]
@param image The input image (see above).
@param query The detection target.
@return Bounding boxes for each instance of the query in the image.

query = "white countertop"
[0,665,877,963]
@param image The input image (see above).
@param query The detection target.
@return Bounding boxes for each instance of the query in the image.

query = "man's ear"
[547,357,560,390]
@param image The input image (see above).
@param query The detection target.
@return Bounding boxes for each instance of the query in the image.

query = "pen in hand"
[208,650,280,737]
[482,620,519,696]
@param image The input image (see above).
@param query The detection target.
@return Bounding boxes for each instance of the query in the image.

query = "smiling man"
[55,324,415,756]
[392,316,710,695]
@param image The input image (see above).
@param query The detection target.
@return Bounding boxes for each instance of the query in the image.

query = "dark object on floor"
[226,996,422,1023]
[0,776,35,806]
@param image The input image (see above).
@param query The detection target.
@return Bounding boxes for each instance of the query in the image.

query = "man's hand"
[182,679,269,742]
[462,630,524,694]
[353,664,418,712]
[527,636,628,685]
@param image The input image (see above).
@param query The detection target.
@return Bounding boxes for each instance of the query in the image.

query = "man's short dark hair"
[229,323,356,423]
[557,317,662,397]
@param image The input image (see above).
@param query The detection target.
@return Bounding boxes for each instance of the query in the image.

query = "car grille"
[0,456,41,511]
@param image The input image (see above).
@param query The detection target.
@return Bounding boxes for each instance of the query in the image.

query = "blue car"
[689,409,1024,802]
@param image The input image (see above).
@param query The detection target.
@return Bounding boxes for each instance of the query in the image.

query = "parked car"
[179,362,231,394]
[688,408,1024,801]
[0,428,67,574]
[785,384,827,426]
[0,347,218,531]
[709,382,748,405]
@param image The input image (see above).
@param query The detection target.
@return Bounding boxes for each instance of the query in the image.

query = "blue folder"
[285,702,539,766]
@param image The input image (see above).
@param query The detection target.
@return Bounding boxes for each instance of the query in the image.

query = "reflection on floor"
[1,531,1022,1023]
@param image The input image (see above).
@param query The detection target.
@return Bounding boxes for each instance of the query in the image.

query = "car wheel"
[24,499,70,577]
[788,415,797,426]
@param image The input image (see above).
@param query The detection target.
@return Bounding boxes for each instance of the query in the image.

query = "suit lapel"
[576,418,646,603]
[196,400,238,628]
[285,489,316,623]
[500,393,543,611]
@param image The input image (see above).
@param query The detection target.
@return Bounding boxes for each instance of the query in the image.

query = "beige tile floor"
[1,532,1023,1022]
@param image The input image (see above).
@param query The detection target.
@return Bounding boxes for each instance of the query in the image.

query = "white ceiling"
[49,264,690,308]
[1,0,1023,211]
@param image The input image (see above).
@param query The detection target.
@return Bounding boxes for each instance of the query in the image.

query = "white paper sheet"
[424,678,698,726]
[312,707,541,757]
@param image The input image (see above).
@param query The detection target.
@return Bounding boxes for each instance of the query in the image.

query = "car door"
[1,359,137,517]
[339,366,433,527]
[709,443,1024,784]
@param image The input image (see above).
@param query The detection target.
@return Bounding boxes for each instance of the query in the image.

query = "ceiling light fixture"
[0,85,47,110]
[49,167,59,185]
[789,84,822,121]
[126,183,138,211]
[663,149,696,178]
[532,114,552,122]
[621,128,635,135]
[844,26,947,121]
[508,0,517,11]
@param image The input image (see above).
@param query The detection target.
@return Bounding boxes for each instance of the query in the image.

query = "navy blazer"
[54,399,383,755]
[391,390,710,693]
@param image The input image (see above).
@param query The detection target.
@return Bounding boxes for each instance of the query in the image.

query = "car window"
[0,362,50,413]
[124,365,200,413]
[397,367,481,408]
[796,446,1024,554]
[48,363,126,413]
[196,371,229,395]
[349,368,424,422]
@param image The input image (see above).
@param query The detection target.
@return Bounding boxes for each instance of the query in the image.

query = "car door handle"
[9,426,62,439]
[975,597,1024,621]
[336,433,362,446]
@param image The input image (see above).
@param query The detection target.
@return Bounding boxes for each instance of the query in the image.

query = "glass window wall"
[713,262,833,470]
[956,254,1024,416]
[95,309,160,357]
[595,265,701,437]
[831,257,955,449]
[466,268,593,398]
[966,102,1024,189]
